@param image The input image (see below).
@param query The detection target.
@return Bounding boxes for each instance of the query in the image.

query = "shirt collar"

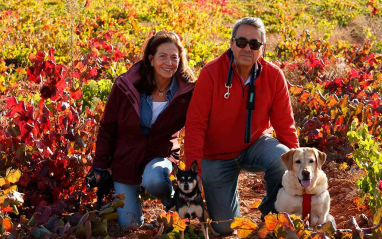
[166,75,178,98]
[233,59,261,86]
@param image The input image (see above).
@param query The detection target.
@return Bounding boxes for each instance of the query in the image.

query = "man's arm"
[184,67,214,170]
[269,69,299,149]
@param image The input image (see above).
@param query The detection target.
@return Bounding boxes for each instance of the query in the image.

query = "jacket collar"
[225,48,265,72]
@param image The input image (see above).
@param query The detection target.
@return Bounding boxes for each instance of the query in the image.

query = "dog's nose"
[302,169,310,179]
[184,184,189,190]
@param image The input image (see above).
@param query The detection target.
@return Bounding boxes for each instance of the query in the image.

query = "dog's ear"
[172,162,179,176]
[190,160,199,174]
[281,149,296,171]
[315,149,327,169]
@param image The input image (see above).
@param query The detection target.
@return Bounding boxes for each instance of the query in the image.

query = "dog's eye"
[309,160,314,163]
[295,160,301,164]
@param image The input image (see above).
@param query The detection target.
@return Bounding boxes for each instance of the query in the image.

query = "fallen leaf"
[250,199,262,209]
[264,214,278,231]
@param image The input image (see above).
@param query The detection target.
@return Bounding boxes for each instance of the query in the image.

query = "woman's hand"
[94,168,112,183]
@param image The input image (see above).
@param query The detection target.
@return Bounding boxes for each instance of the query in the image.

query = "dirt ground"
[111,162,373,238]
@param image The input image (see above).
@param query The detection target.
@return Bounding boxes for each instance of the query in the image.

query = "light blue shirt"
[139,76,179,136]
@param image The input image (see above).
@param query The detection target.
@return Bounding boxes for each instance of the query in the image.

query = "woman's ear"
[148,54,153,66]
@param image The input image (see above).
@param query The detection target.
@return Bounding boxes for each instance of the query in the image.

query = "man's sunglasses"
[232,37,263,50]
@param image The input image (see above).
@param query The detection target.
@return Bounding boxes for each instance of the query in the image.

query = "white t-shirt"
[152,101,168,124]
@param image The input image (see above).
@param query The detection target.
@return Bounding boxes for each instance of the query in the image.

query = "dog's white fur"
[275,147,334,227]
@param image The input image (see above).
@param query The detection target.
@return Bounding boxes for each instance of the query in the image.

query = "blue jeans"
[202,135,288,235]
[114,157,173,229]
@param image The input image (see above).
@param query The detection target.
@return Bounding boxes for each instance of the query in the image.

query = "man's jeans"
[114,157,173,229]
[202,134,288,235]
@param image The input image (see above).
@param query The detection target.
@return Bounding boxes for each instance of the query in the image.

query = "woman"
[92,31,196,229]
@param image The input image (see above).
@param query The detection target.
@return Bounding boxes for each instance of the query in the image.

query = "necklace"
[156,85,170,97]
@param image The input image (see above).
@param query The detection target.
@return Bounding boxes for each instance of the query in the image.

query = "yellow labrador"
[275,147,335,227]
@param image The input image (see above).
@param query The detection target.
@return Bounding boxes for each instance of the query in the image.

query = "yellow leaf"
[5,168,21,184]
[169,174,176,181]
[265,214,278,231]
[373,207,382,225]
[179,161,185,170]
[230,217,257,238]
[250,199,262,209]
[0,178,7,187]
[0,194,7,204]
[4,185,18,195]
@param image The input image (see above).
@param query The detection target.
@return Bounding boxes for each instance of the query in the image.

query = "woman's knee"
[142,175,172,199]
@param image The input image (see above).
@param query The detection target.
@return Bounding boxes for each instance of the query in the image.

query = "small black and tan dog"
[171,160,217,239]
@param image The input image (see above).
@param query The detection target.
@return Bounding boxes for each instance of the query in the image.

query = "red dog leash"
[302,194,314,224]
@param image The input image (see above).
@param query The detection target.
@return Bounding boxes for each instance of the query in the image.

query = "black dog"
[172,161,217,239]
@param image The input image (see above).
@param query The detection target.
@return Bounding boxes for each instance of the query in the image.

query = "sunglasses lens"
[234,38,262,50]
[249,41,261,50]
[235,39,248,48]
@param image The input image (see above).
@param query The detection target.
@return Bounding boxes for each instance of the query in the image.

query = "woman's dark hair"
[135,31,196,95]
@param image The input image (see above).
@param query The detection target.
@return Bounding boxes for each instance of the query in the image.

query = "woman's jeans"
[202,134,289,235]
[114,157,173,229]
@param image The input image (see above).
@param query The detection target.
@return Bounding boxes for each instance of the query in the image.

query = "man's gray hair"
[231,17,266,44]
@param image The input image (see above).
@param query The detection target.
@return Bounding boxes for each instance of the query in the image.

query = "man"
[184,17,299,235]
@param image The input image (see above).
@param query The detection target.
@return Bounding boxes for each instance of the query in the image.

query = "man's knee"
[211,222,234,236]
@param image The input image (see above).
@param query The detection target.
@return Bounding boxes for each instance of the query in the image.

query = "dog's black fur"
[171,161,218,239]
[172,160,205,221]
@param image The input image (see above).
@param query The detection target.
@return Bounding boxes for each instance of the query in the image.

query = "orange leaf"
[258,225,269,238]
[289,85,304,96]
[172,211,188,232]
[326,94,339,108]
[278,212,295,231]
[299,91,310,103]
[3,216,13,232]
[250,199,262,209]
[264,214,278,231]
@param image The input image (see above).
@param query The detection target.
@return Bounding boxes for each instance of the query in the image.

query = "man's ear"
[281,149,296,171]
[262,44,266,58]
[172,162,179,176]
[315,149,327,169]
[230,39,234,49]
[190,160,198,174]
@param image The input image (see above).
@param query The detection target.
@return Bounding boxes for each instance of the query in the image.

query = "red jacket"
[93,62,194,184]
[185,50,299,170]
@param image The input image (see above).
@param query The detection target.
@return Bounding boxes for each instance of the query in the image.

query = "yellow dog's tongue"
[301,180,311,188]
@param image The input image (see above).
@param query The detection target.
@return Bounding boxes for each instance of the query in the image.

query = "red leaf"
[48,47,56,63]
[113,50,124,61]
[103,41,112,52]
[70,88,83,100]
[6,96,17,108]
[89,67,98,77]
[93,40,102,49]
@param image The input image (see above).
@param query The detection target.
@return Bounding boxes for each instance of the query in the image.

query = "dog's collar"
[302,194,314,225]
[180,193,200,206]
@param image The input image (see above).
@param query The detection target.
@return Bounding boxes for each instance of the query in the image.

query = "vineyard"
[0,0,382,238]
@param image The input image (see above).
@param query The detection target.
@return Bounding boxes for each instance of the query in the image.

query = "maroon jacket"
[93,62,194,184]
